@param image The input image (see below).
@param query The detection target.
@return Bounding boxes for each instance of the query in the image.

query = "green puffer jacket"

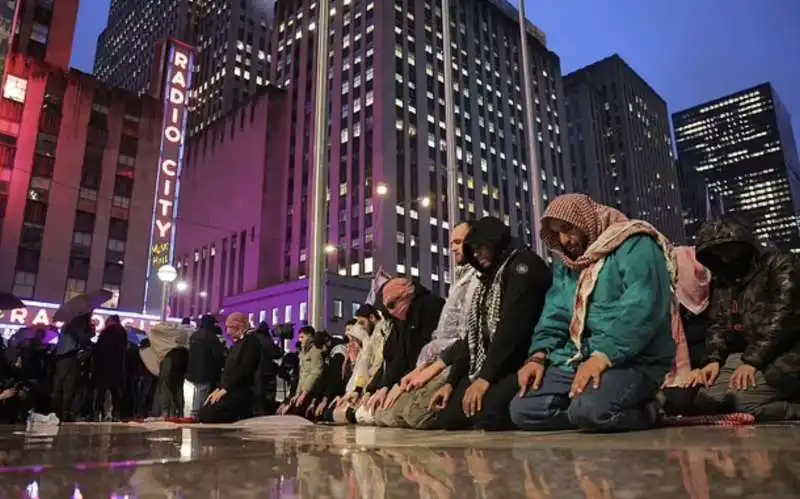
[530,235,675,382]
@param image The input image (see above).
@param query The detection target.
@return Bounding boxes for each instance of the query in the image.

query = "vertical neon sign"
[145,40,193,314]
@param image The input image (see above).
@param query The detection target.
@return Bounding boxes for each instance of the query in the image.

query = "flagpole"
[441,0,459,283]
[518,1,546,256]
[309,0,332,330]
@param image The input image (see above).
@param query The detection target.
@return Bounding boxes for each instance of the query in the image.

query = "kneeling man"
[510,194,675,432]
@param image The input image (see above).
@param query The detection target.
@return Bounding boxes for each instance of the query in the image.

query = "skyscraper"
[93,0,275,135]
[0,0,164,311]
[673,83,800,251]
[93,0,195,94]
[675,158,725,244]
[564,54,685,242]
[270,0,571,296]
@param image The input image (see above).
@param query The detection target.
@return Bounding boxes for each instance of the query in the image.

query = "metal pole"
[441,0,459,283]
[309,0,332,330]
[518,1,546,257]
[160,283,169,322]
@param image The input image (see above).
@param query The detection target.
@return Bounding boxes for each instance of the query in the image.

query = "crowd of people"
[276,193,800,431]
[1,193,799,431]
[0,312,300,425]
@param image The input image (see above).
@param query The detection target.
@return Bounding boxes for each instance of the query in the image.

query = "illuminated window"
[64,278,87,302]
[299,302,307,322]
[333,300,344,318]
[3,75,27,103]
[271,308,279,325]
[284,305,292,323]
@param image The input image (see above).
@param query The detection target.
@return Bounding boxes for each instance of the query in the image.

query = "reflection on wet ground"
[1,419,799,498]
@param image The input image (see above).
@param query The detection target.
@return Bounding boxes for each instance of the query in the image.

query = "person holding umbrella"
[51,290,111,422]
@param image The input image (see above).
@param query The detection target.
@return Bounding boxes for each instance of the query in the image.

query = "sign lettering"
[148,42,193,284]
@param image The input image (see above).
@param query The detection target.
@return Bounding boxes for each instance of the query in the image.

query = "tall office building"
[93,0,196,94]
[93,0,275,135]
[676,158,726,243]
[564,54,685,242]
[673,83,800,251]
[8,0,78,70]
[0,0,164,311]
[270,0,571,296]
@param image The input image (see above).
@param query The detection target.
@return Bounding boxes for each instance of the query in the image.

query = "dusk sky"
[71,0,800,147]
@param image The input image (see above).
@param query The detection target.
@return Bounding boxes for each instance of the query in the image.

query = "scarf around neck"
[541,194,690,387]
[381,278,415,321]
[416,265,480,367]
[466,249,518,380]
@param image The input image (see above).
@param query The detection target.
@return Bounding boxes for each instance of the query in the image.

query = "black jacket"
[254,329,283,378]
[310,350,351,401]
[187,327,225,386]
[371,281,445,391]
[93,324,129,387]
[696,217,800,391]
[220,333,262,392]
[441,217,552,385]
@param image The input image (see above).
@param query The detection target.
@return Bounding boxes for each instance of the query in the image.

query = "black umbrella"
[0,292,24,311]
[53,289,113,323]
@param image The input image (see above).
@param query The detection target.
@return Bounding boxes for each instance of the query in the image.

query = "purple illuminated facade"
[222,273,370,337]
[172,87,291,319]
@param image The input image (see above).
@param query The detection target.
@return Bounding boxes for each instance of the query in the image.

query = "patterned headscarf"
[540,193,629,269]
[381,277,415,321]
[540,194,690,387]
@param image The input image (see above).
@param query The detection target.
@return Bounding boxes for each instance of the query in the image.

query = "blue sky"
[71,0,800,147]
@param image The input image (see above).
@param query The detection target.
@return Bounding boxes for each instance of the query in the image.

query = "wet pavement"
[0,419,799,498]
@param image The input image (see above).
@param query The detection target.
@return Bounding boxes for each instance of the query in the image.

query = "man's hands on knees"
[518,352,548,396]
[569,354,610,399]
[730,363,758,391]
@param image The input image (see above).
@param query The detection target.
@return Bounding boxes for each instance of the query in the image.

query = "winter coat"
[371,282,444,391]
[297,343,325,394]
[440,217,552,386]
[695,217,800,392]
[219,332,262,393]
[531,235,675,383]
[187,326,225,386]
[93,324,129,388]
[254,329,283,379]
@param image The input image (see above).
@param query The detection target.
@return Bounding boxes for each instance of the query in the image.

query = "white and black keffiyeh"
[466,250,518,379]
[415,265,479,367]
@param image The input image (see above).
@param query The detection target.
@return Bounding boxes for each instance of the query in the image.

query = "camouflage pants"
[374,369,450,429]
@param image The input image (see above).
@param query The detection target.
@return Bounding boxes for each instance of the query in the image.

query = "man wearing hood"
[509,194,675,432]
[692,216,800,420]
[417,216,551,430]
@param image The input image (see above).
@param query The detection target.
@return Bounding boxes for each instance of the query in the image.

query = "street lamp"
[324,244,337,255]
[376,183,389,197]
[157,264,178,322]
[199,291,208,298]
[175,280,189,293]
[419,196,431,208]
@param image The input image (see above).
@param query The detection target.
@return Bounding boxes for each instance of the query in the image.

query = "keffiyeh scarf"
[466,249,518,379]
[416,265,480,367]
[541,194,690,387]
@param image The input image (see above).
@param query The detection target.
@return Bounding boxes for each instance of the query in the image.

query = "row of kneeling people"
[276,193,800,431]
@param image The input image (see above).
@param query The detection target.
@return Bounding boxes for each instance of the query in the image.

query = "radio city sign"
[0,300,165,335]
[149,41,194,271]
